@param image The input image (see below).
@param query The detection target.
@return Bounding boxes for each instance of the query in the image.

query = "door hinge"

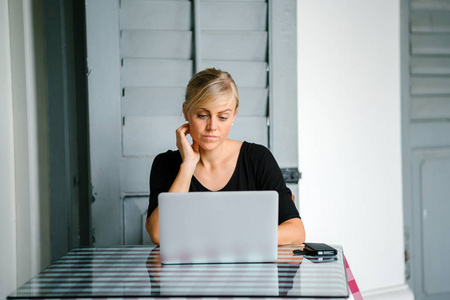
[404,226,411,281]
[281,168,301,184]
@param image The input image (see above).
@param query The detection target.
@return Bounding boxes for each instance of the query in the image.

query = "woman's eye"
[197,114,208,119]
[219,116,228,121]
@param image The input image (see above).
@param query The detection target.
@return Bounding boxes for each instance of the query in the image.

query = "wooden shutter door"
[86,0,298,245]
[407,1,450,299]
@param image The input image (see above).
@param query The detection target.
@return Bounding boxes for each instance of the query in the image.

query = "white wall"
[297,1,413,298]
[0,1,50,299]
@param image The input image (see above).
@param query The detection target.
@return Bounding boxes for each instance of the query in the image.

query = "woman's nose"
[207,117,217,130]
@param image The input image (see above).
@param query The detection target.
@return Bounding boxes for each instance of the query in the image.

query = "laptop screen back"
[158,191,278,264]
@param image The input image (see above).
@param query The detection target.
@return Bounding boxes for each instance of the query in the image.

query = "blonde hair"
[184,68,239,116]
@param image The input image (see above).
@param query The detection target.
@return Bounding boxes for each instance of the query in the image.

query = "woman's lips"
[202,135,218,141]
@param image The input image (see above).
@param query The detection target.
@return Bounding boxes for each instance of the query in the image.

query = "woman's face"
[185,100,238,151]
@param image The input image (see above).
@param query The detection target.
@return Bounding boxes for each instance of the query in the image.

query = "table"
[8,245,350,299]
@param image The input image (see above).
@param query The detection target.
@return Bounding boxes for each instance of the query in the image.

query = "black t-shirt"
[147,141,300,224]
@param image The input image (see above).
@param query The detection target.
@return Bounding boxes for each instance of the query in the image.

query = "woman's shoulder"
[240,142,275,165]
[239,142,279,175]
[155,149,180,158]
[242,141,271,155]
[153,149,182,168]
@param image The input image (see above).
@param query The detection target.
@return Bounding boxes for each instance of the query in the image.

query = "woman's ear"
[232,107,239,122]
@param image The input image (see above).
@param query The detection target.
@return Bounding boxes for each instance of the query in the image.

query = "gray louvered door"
[406,1,450,299]
[86,0,298,246]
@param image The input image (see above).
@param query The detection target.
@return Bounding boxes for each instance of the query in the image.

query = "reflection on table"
[8,245,348,298]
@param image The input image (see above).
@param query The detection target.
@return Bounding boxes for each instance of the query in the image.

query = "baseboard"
[363,284,414,300]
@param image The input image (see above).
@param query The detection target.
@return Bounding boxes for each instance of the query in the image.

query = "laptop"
[158,191,278,264]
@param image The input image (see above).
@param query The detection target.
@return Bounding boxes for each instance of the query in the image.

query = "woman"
[146,68,305,245]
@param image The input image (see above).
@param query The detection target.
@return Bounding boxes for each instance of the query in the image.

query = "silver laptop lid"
[158,191,278,264]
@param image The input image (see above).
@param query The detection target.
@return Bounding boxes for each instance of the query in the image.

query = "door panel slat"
[123,87,185,116]
[200,61,267,88]
[410,122,450,148]
[411,57,450,75]
[121,30,192,59]
[202,31,267,61]
[411,76,450,95]
[120,0,191,30]
[411,0,450,11]
[411,34,450,55]
[228,117,268,147]
[201,2,267,31]
[411,96,450,120]
[237,88,268,116]
[123,116,183,156]
[122,59,193,87]
[411,12,450,33]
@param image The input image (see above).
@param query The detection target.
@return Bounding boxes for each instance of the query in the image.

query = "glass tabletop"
[8,245,348,298]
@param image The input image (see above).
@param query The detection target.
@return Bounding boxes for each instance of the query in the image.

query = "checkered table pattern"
[8,245,352,299]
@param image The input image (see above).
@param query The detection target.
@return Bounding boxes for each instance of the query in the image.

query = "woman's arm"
[145,163,195,245]
[168,163,197,193]
[146,160,197,245]
[278,218,305,245]
[146,208,160,245]
[146,162,197,245]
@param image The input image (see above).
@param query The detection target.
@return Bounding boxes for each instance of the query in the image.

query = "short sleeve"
[245,143,301,224]
[146,151,181,219]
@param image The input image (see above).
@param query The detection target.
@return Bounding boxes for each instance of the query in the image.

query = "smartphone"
[303,243,337,256]
[305,256,338,263]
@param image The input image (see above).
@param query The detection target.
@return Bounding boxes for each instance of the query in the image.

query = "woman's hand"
[176,123,201,170]
[168,124,200,193]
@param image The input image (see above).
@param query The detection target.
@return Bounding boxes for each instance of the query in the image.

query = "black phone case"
[304,243,337,256]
